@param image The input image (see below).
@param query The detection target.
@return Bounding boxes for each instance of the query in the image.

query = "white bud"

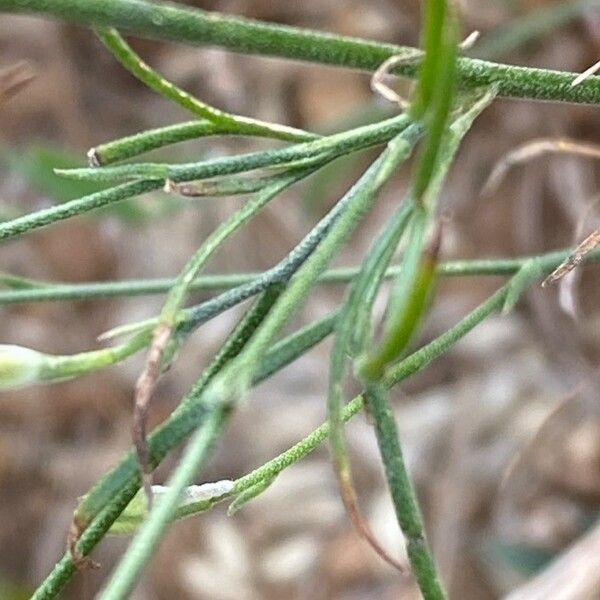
[184,480,235,502]
[0,344,46,389]
[150,480,234,504]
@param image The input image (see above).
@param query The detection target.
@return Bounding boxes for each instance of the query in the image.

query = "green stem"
[411,0,448,118]
[166,173,301,198]
[99,410,223,600]
[31,309,337,600]
[364,383,445,599]
[203,129,418,411]
[34,129,419,599]
[40,332,150,384]
[326,165,414,569]
[158,169,309,330]
[148,275,521,524]
[3,0,600,104]
[95,27,316,144]
[57,113,415,183]
[0,180,161,241]
[361,209,428,380]
[0,116,416,245]
[129,170,311,480]
[412,2,458,204]
[26,259,582,598]
[2,245,599,304]
[91,121,228,165]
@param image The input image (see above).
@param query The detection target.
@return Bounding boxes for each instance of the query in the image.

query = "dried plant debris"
[543,228,600,287]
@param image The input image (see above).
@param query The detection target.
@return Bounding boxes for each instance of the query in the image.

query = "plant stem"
[34,128,420,599]
[326,176,414,570]
[158,170,309,329]
[30,309,336,600]
[99,408,224,600]
[78,223,368,529]
[104,286,299,599]
[411,1,457,204]
[131,170,310,493]
[2,246,599,304]
[95,27,316,144]
[0,180,161,241]
[57,113,416,183]
[3,0,600,104]
[364,383,445,599]
[91,121,228,165]
[150,275,523,524]
[203,130,419,413]
[27,258,585,599]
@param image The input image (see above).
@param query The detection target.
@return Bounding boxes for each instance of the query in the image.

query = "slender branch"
[326,173,414,572]
[91,121,228,165]
[363,383,445,599]
[115,274,523,531]
[132,170,309,498]
[198,130,420,426]
[0,180,161,241]
[56,113,416,183]
[30,310,338,600]
[3,0,600,104]
[101,411,224,600]
[71,149,410,530]
[31,128,420,599]
[94,27,316,146]
[0,118,417,246]
[2,246,599,304]
[99,287,283,600]
[27,249,595,598]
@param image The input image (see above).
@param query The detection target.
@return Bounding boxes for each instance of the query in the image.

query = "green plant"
[1,1,600,599]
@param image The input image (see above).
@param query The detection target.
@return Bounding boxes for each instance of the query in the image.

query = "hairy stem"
[3,246,599,304]
[3,0,600,104]
[95,27,316,145]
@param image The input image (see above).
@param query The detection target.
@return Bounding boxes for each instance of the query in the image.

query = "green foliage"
[0,1,599,599]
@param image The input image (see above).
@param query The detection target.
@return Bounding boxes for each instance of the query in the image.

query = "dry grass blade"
[543,228,600,286]
[557,194,600,312]
[481,138,600,197]
[0,60,35,104]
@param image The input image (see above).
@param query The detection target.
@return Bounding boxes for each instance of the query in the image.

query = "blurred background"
[1,1,600,598]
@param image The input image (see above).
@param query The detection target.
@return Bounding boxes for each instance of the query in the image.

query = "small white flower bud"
[0,344,46,389]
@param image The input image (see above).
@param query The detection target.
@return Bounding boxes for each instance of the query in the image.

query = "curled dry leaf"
[370,52,422,109]
[370,32,479,109]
